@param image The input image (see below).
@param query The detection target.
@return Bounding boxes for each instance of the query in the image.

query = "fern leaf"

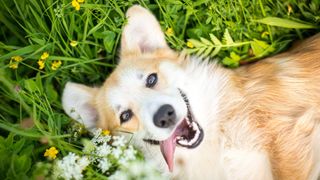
[223,29,234,45]
[209,34,222,45]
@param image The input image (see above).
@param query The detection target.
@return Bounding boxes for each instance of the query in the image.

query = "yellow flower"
[38,59,45,70]
[70,40,78,47]
[9,63,18,69]
[102,130,110,136]
[44,147,59,160]
[77,0,85,3]
[72,0,80,11]
[9,56,23,69]
[51,60,62,70]
[11,56,23,62]
[41,52,49,60]
[186,41,194,48]
[165,28,174,36]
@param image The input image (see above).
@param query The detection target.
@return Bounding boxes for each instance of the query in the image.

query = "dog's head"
[62,5,204,171]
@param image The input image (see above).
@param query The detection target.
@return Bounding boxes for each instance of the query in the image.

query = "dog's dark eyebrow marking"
[143,139,160,145]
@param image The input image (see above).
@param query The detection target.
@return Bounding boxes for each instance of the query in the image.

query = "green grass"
[0,0,319,178]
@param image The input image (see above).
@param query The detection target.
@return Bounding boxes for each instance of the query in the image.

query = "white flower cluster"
[52,128,163,180]
[53,153,90,180]
[110,161,166,180]
[89,128,137,173]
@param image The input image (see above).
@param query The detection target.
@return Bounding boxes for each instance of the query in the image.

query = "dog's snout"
[153,104,176,128]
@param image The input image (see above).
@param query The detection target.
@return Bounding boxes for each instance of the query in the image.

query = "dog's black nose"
[153,104,176,128]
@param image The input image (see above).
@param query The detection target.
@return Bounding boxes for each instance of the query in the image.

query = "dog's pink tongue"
[160,135,176,172]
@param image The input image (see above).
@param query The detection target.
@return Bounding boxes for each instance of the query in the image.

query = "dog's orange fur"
[229,34,320,179]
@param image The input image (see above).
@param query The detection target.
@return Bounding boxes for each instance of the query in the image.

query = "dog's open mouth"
[143,89,204,172]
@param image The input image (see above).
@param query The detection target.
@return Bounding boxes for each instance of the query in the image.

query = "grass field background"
[0,0,319,178]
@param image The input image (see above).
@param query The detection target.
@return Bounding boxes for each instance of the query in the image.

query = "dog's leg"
[222,148,273,180]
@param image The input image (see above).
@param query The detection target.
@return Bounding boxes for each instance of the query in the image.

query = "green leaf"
[35,72,43,93]
[203,46,214,57]
[45,80,58,102]
[222,52,241,67]
[87,23,103,37]
[255,17,317,29]
[251,42,265,56]
[0,136,5,149]
[223,29,234,45]
[24,79,38,93]
[31,162,52,178]
[103,31,116,53]
[222,57,239,67]
[210,46,222,57]
[13,138,26,153]
[30,38,46,46]
[5,133,14,147]
[0,149,10,178]
[28,5,48,33]
[196,47,206,56]
[20,145,34,156]
[209,34,222,45]
[200,37,212,46]
[93,30,116,52]
[82,139,95,154]
[188,39,204,47]
[230,52,241,61]
[250,39,274,56]
[14,154,31,173]
[0,45,42,61]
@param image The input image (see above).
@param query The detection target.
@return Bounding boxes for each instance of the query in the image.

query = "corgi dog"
[62,5,320,180]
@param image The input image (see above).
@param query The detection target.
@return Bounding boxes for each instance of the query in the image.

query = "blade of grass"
[255,17,318,29]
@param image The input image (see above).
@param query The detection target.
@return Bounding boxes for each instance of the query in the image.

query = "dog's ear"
[121,5,168,53]
[62,82,98,129]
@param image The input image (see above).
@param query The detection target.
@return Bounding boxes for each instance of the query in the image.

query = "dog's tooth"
[188,129,200,145]
[177,136,183,141]
[192,122,198,131]
[178,139,188,145]
[188,139,195,145]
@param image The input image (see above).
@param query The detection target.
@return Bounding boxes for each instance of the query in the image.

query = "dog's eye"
[120,109,133,124]
[146,73,158,88]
